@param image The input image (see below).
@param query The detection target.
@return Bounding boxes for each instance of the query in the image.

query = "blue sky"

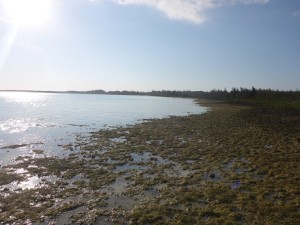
[0,0,299,91]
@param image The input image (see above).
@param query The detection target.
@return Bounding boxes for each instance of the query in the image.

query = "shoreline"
[0,99,299,224]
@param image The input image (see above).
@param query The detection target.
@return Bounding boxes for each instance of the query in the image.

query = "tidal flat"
[0,99,299,224]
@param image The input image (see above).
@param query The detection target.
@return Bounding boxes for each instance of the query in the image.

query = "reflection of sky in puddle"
[130,152,168,164]
[5,175,58,191]
[115,152,171,172]
[15,168,28,174]
[2,176,41,191]
[17,176,41,190]
[103,176,130,195]
[130,152,193,178]
[116,164,150,172]
[109,137,127,143]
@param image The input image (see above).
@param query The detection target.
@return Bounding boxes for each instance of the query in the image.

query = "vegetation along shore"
[0,89,299,224]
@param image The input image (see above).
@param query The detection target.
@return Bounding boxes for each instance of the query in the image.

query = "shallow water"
[0,91,206,165]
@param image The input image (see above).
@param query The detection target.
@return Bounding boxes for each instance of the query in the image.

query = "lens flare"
[2,0,52,27]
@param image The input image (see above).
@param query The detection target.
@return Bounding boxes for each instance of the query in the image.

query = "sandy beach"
[0,99,299,224]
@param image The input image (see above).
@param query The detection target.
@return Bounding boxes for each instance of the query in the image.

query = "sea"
[0,91,207,166]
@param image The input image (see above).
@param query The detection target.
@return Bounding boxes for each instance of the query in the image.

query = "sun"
[2,0,52,27]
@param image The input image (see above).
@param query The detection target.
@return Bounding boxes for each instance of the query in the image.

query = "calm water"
[0,92,206,165]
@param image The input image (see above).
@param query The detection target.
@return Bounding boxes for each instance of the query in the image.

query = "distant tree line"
[2,87,299,111]
[202,87,300,100]
[85,89,207,98]
[85,87,300,100]
[204,87,300,112]
[84,87,300,112]
[2,88,299,101]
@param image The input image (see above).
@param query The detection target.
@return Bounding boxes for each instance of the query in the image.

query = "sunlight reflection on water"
[17,176,41,190]
[1,91,51,106]
[0,118,37,133]
[0,118,56,134]
[7,175,57,191]
[0,91,207,165]
[1,91,206,133]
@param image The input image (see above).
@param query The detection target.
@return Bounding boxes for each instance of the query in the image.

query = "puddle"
[1,175,58,192]
[145,140,163,145]
[102,176,131,195]
[14,168,28,174]
[113,152,173,172]
[164,167,192,178]
[130,152,168,165]
[115,164,150,172]
[231,180,242,189]
[109,137,127,143]
[203,171,222,181]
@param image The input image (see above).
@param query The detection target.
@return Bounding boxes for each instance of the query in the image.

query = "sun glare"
[2,0,52,27]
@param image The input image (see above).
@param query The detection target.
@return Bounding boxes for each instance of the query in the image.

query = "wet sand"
[0,99,299,224]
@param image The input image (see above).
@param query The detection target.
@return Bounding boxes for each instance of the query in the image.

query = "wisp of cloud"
[112,0,270,24]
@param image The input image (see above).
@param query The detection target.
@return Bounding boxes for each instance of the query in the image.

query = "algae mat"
[0,100,299,224]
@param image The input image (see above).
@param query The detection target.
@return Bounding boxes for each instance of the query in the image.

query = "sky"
[0,0,299,92]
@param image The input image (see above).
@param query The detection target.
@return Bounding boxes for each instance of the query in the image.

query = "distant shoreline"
[1,88,299,113]
[0,89,205,98]
[1,87,299,100]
